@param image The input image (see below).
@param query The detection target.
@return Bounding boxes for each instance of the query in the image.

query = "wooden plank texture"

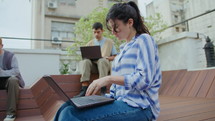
[160,70,181,95]
[197,69,215,98]
[180,71,200,97]
[158,96,215,121]
[188,70,208,97]
[1,69,215,121]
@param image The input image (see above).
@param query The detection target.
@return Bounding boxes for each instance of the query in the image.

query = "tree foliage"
[145,13,168,40]
[67,7,167,60]
[66,7,121,60]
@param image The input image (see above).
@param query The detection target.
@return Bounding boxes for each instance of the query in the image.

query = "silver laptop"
[80,46,102,61]
[43,75,114,109]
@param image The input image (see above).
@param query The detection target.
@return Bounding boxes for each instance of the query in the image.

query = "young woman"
[54,1,161,121]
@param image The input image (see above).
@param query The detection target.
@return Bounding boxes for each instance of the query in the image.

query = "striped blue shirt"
[106,34,162,120]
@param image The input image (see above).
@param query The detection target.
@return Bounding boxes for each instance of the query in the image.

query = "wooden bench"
[0,74,98,121]
[1,69,215,121]
[158,69,215,121]
[0,87,45,121]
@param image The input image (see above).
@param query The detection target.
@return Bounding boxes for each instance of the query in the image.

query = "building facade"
[146,0,186,39]
[31,0,137,50]
[146,0,215,42]
[185,0,215,41]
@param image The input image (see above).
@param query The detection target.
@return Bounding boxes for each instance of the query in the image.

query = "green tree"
[145,13,168,40]
[67,7,167,60]
[67,7,121,60]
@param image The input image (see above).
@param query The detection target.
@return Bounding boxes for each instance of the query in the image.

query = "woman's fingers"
[86,82,100,96]
[86,84,94,96]
[86,77,108,96]
[92,86,100,95]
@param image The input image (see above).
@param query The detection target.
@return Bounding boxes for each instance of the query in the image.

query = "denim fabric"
[54,100,153,121]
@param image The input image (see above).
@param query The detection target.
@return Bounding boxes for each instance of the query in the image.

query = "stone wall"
[158,32,207,71]
[8,49,62,87]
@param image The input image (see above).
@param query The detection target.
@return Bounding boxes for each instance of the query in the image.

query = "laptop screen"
[43,75,114,109]
[80,46,102,60]
[43,75,71,102]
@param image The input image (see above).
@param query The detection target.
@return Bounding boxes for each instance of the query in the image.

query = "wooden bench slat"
[18,99,39,110]
[159,104,215,121]
[165,70,186,96]
[159,96,196,104]
[158,71,173,93]
[51,75,81,83]
[42,100,63,121]
[58,83,81,92]
[169,110,215,121]
[39,95,61,121]
[15,115,45,121]
[19,89,34,98]
[172,71,193,96]
[188,70,208,97]
[197,69,215,98]
[160,98,215,110]
[35,87,54,107]
[0,91,38,111]
[16,108,42,117]
[207,72,215,98]
[31,78,50,98]
[160,70,180,95]
[158,96,215,121]
[180,71,200,97]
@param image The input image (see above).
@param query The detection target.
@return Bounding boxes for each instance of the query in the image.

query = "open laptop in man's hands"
[43,75,114,109]
[80,46,102,61]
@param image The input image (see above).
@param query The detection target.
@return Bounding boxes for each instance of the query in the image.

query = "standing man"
[0,38,25,121]
[75,22,117,97]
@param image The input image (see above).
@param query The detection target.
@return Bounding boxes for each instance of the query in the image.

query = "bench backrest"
[160,69,215,98]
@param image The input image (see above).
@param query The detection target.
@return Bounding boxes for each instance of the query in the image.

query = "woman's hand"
[85,76,111,96]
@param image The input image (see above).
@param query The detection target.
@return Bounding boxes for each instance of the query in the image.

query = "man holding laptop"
[0,38,25,121]
[75,22,117,97]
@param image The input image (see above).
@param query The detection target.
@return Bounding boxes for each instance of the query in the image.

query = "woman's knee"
[58,106,80,121]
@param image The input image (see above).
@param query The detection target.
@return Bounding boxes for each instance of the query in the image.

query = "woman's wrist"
[107,76,113,84]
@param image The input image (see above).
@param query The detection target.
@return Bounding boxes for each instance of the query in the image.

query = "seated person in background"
[0,38,25,121]
[74,22,117,97]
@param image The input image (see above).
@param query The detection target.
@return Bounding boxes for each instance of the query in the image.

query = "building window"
[174,15,179,23]
[182,28,186,32]
[175,27,180,32]
[51,22,75,43]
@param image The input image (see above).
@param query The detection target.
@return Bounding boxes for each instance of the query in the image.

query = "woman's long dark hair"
[106,1,150,35]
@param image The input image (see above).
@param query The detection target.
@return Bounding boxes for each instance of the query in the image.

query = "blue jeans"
[54,100,153,121]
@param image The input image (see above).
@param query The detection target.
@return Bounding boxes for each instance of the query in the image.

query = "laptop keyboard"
[71,95,108,106]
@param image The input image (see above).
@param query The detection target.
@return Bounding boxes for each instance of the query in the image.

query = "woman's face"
[108,19,132,41]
